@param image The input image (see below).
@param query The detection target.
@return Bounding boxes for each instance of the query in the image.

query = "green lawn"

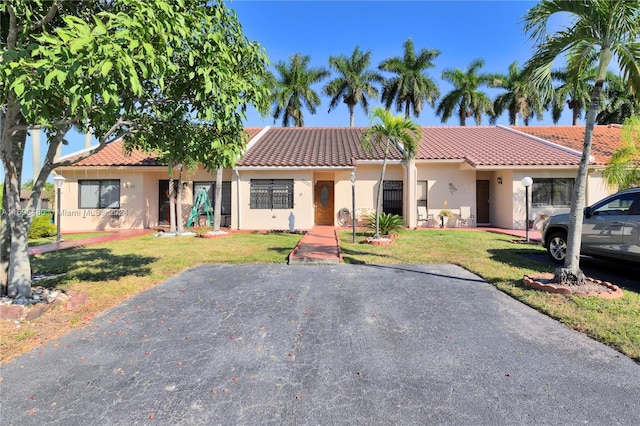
[2,230,638,364]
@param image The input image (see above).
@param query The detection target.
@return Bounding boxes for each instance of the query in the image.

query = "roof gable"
[509,125,622,165]
[63,128,265,167]
[415,126,583,167]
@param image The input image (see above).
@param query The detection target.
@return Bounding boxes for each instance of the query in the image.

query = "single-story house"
[20,190,51,210]
[53,124,622,233]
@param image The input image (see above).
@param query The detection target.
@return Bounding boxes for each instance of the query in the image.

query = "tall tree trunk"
[349,105,355,127]
[1,181,10,296]
[374,140,392,238]
[32,128,42,210]
[3,131,29,298]
[176,164,184,234]
[554,81,604,286]
[404,102,410,121]
[572,105,580,126]
[213,166,223,232]
[1,107,28,297]
[168,168,176,234]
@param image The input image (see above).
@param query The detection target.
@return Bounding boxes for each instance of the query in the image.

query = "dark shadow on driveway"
[364,263,487,284]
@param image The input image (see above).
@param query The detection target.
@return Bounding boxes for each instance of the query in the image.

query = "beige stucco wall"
[352,163,403,222]
[233,163,406,231]
[415,162,476,227]
[56,161,616,234]
[234,169,314,230]
[507,168,611,230]
[56,167,166,232]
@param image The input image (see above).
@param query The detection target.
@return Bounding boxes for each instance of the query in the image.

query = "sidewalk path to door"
[288,225,341,264]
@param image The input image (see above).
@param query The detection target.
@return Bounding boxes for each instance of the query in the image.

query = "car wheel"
[547,231,567,264]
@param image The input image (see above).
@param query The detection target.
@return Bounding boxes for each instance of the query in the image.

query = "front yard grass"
[1,229,638,364]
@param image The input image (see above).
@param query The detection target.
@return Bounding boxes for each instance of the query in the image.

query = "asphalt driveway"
[1,264,639,425]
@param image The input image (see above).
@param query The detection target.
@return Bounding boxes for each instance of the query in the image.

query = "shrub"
[29,214,56,239]
[365,212,405,236]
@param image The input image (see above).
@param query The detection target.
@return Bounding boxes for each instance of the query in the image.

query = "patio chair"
[417,205,427,226]
[456,206,474,228]
[417,205,435,227]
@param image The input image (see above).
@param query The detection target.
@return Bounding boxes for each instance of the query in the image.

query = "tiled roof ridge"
[243,126,270,153]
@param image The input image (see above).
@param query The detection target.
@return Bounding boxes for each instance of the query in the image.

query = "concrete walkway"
[288,225,342,265]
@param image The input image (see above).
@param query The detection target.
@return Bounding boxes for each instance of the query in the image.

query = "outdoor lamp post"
[521,176,533,243]
[350,170,356,243]
[53,175,66,242]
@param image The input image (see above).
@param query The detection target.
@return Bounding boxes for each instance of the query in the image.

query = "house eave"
[56,165,167,172]
[234,166,356,172]
[473,164,583,171]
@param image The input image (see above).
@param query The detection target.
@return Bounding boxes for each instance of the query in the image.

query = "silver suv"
[541,188,640,264]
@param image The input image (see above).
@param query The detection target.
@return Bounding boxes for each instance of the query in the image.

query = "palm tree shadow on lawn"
[31,247,158,287]
[340,246,393,265]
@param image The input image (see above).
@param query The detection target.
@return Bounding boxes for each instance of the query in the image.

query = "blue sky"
[14,0,579,184]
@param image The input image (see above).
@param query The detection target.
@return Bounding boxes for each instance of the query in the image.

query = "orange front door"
[314,181,334,225]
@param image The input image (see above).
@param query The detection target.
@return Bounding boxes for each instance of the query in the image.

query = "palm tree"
[491,61,544,126]
[360,107,421,238]
[378,38,440,120]
[436,59,495,126]
[603,116,640,189]
[523,0,640,285]
[549,66,598,125]
[323,46,384,127]
[597,73,640,124]
[271,53,329,127]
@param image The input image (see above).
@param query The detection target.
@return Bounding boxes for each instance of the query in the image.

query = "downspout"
[234,168,241,230]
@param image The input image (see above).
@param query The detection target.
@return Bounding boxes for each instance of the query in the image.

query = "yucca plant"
[365,212,405,236]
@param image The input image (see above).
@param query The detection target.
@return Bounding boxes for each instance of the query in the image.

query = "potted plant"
[438,209,454,228]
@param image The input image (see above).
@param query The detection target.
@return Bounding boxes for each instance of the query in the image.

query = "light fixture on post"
[521,176,533,243]
[350,170,356,243]
[53,175,66,242]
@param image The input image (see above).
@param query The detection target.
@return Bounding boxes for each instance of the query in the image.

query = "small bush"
[29,214,56,239]
[365,212,405,236]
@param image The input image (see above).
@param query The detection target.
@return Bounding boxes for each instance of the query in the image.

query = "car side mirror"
[584,206,593,218]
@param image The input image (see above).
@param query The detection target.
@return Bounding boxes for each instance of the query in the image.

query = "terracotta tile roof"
[65,128,265,167]
[237,127,403,168]
[509,125,623,165]
[66,139,161,166]
[415,126,583,167]
[63,126,609,169]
